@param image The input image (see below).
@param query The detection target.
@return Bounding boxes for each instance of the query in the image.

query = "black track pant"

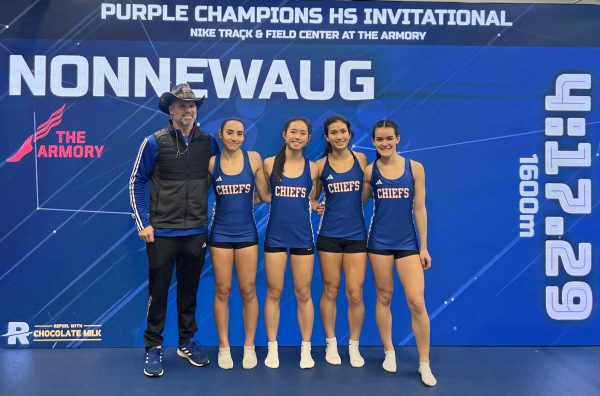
[144,233,207,348]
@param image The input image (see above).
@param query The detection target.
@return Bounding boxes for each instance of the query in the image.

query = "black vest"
[149,124,212,229]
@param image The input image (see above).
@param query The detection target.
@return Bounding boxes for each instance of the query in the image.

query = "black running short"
[317,235,367,253]
[209,241,258,249]
[264,246,315,255]
[367,249,419,260]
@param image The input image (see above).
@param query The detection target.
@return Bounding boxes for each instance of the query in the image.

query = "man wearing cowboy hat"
[130,83,220,377]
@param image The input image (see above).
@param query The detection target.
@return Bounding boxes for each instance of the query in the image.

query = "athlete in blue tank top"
[211,150,257,243]
[363,120,437,386]
[318,151,367,240]
[263,117,319,370]
[265,158,314,248]
[207,118,270,370]
[311,115,368,367]
[367,157,418,251]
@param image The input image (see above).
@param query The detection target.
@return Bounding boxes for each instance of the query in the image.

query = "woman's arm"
[310,157,325,215]
[250,151,271,204]
[308,161,323,214]
[412,160,431,269]
[362,163,373,206]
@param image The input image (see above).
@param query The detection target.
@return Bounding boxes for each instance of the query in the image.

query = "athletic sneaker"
[144,347,164,377]
[177,340,210,367]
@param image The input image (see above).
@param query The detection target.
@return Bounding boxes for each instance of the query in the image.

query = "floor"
[1,346,599,396]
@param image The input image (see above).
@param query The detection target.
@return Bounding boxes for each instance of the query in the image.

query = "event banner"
[0,0,598,348]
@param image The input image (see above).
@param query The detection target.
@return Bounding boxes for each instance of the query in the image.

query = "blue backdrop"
[0,0,598,348]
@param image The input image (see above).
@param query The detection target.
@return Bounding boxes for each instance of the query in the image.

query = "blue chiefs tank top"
[210,150,257,242]
[318,152,366,240]
[265,157,314,248]
[367,157,418,250]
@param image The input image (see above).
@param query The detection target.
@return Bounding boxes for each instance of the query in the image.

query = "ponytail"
[272,143,287,184]
[323,142,333,158]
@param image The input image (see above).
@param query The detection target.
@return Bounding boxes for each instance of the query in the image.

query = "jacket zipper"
[184,132,190,228]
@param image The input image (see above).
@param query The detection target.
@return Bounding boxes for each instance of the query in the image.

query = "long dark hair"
[322,115,352,157]
[371,119,399,159]
[272,117,312,184]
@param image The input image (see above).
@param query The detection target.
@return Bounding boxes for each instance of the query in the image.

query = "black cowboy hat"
[158,83,205,114]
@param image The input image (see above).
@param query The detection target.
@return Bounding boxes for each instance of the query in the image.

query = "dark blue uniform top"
[265,158,314,248]
[210,150,257,243]
[318,152,366,240]
[367,158,418,251]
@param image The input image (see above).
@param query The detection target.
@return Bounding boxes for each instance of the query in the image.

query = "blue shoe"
[177,340,210,367]
[144,347,164,377]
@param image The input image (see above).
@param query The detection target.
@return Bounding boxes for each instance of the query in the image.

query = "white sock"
[382,349,397,373]
[418,362,437,386]
[217,347,233,369]
[264,341,279,369]
[300,341,315,369]
[348,339,365,368]
[242,345,257,369]
[325,337,341,365]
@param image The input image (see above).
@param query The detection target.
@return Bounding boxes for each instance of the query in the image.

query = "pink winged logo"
[6,104,66,163]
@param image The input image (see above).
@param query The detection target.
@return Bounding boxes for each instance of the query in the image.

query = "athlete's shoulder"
[352,150,367,161]
[352,151,368,168]
[263,156,275,174]
[248,150,263,163]
[208,155,217,173]
[314,156,327,171]
[248,151,264,172]
[364,162,374,181]
[409,159,425,174]
[264,156,275,166]
[247,150,261,158]
[305,159,317,180]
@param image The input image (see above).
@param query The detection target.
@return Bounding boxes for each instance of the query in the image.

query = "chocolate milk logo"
[6,105,105,162]
[2,321,103,345]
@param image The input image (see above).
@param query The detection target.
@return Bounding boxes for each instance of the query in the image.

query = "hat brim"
[159,92,205,114]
